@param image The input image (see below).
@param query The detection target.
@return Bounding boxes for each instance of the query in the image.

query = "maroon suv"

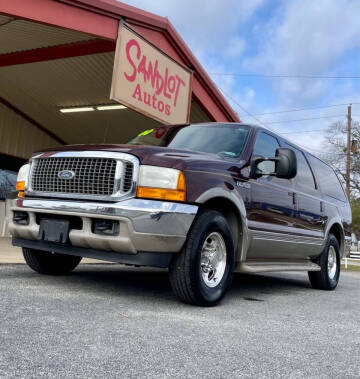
[9,123,351,306]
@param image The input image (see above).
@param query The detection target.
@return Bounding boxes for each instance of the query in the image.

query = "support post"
[346,104,352,199]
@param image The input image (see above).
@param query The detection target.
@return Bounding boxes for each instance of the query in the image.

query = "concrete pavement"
[0,265,359,378]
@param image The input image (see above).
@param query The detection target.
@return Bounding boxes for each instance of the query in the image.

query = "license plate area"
[38,218,70,244]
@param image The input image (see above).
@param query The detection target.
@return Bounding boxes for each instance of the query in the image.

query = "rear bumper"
[8,197,198,257]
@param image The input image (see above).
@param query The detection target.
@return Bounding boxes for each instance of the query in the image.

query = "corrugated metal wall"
[0,15,95,54]
[0,103,60,159]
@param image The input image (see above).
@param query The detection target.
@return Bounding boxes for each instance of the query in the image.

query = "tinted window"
[253,132,280,172]
[127,124,250,158]
[308,155,347,201]
[168,125,249,158]
[284,144,315,190]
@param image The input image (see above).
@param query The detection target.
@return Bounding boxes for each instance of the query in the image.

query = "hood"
[35,144,238,171]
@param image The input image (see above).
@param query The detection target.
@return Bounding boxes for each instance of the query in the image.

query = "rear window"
[307,155,347,202]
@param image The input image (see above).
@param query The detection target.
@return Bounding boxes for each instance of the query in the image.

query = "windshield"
[127,124,250,158]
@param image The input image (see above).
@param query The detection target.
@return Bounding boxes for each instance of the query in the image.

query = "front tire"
[308,233,340,290]
[169,210,235,306]
[23,248,82,275]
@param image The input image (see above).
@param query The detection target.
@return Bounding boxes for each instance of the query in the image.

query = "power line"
[266,114,360,125]
[210,72,360,79]
[240,102,360,117]
[266,114,347,125]
[217,86,271,129]
[281,129,327,134]
[217,86,343,155]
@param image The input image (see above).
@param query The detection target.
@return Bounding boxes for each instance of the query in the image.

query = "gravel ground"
[0,264,359,379]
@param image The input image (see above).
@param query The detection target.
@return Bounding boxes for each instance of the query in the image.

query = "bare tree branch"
[321,120,360,198]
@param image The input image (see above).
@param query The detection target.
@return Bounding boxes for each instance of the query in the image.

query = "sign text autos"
[125,39,186,116]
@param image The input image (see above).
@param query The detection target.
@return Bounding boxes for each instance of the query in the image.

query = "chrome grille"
[122,162,134,192]
[31,157,117,196]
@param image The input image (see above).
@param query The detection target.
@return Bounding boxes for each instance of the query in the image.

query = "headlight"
[136,165,186,202]
[16,164,30,193]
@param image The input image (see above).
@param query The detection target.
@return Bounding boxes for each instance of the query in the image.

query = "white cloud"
[244,0,360,104]
[119,0,264,58]
[223,37,246,59]
[119,0,360,153]
[239,88,360,155]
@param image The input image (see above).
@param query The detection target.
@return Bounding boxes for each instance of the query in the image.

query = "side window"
[308,156,347,202]
[253,132,280,173]
[284,143,315,190]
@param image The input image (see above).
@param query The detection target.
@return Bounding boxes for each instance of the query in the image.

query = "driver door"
[246,131,297,259]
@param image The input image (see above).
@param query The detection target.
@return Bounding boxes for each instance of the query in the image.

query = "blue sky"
[120,0,360,154]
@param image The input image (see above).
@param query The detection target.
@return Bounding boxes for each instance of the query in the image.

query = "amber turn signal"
[137,187,186,201]
[16,181,25,191]
[137,172,186,202]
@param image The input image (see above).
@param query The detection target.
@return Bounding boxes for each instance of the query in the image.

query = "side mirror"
[250,148,297,179]
[275,148,297,179]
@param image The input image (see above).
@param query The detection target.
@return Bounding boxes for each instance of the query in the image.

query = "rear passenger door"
[283,143,325,255]
[307,155,351,241]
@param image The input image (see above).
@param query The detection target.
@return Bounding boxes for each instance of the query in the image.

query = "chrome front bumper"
[9,197,198,254]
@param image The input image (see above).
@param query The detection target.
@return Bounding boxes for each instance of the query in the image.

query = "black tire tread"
[308,233,340,290]
[169,210,234,306]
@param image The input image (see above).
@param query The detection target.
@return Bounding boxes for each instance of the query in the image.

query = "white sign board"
[111,23,193,124]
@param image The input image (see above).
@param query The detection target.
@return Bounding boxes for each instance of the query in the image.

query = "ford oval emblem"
[58,170,75,180]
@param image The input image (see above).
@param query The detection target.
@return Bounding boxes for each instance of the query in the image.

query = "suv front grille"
[122,162,134,192]
[31,157,118,196]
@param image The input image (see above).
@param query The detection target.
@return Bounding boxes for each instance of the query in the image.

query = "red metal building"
[0,0,239,234]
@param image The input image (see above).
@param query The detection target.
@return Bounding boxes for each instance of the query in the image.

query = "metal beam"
[0,96,66,145]
[0,0,118,40]
[0,39,115,67]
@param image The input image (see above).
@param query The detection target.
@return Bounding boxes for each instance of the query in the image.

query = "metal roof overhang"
[0,0,239,152]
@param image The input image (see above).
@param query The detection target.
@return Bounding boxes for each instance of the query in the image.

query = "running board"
[236,260,321,273]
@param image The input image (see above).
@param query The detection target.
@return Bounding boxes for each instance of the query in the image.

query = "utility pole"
[346,104,352,200]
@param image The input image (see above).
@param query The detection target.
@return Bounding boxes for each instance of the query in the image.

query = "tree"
[322,119,360,238]
[322,119,360,196]
[351,199,360,238]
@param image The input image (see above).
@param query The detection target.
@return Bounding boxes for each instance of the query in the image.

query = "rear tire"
[308,233,340,290]
[23,248,82,275]
[169,210,235,306]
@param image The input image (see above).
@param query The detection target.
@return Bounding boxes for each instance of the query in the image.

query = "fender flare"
[324,218,345,257]
[195,188,250,261]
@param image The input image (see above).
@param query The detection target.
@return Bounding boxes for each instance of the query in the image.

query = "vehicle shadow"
[42,264,312,303]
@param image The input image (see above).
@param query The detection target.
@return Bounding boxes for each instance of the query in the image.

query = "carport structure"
[0,0,239,152]
[0,0,239,233]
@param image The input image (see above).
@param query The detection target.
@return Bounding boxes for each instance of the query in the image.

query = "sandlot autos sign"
[111,23,193,124]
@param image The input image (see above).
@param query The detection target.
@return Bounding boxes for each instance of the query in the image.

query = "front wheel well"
[200,197,242,255]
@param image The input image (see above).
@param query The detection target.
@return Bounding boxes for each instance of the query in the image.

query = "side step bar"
[236,260,321,273]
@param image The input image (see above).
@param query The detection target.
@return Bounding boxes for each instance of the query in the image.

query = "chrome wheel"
[200,232,227,288]
[327,246,337,280]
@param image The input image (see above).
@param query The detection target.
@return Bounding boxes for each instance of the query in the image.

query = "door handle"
[292,192,297,205]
